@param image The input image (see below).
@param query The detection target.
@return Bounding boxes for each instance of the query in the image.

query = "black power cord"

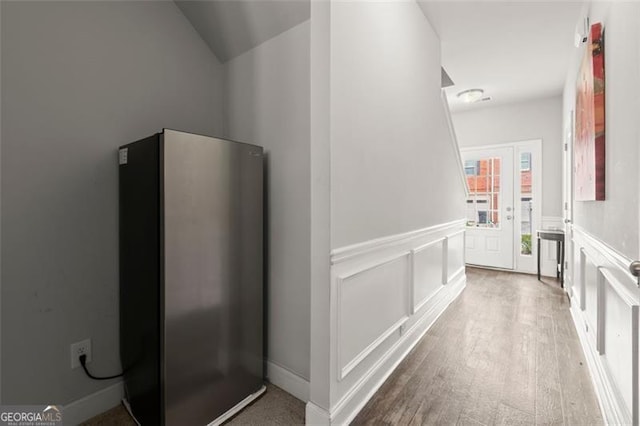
[79,354,124,381]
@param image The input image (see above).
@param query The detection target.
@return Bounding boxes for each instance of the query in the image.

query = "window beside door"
[520,152,533,255]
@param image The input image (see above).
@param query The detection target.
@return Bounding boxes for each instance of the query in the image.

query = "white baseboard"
[305,401,332,425]
[63,381,124,425]
[330,274,466,425]
[266,360,310,402]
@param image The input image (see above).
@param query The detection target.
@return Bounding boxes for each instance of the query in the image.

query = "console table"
[537,229,565,288]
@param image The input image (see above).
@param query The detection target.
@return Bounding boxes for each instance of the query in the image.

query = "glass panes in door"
[465,157,501,228]
[520,152,533,255]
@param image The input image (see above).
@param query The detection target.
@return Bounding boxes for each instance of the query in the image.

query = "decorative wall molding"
[579,247,586,310]
[571,305,629,426]
[570,225,639,426]
[62,381,124,425]
[573,224,637,284]
[317,220,467,425]
[330,274,466,425]
[411,237,446,314]
[330,219,466,265]
[448,266,465,284]
[336,252,411,381]
[339,316,409,381]
[445,229,465,281]
[266,361,310,402]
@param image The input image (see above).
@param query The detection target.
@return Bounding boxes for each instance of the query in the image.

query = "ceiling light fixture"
[457,88,485,103]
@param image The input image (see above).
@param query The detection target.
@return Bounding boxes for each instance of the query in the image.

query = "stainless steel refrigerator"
[119,129,265,425]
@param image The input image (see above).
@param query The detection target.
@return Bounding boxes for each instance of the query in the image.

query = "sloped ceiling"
[174,0,310,63]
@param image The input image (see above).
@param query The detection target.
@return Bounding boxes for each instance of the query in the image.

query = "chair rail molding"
[570,225,640,426]
[307,219,467,425]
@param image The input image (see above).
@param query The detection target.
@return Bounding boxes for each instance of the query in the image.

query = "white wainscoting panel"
[311,219,467,425]
[337,253,410,380]
[447,230,465,282]
[583,253,599,344]
[579,248,587,310]
[570,225,640,426]
[601,268,639,423]
[412,238,445,314]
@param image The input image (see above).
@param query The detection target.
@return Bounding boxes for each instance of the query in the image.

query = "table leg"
[560,240,565,289]
[537,235,541,281]
[556,241,561,278]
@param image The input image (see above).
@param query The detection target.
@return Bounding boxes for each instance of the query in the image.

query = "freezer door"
[162,129,263,426]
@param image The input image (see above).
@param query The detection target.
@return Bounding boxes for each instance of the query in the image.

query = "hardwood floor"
[352,267,603,425]
[84,267,602,425]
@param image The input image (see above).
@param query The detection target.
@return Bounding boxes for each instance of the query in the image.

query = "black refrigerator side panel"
[119,134,162,426]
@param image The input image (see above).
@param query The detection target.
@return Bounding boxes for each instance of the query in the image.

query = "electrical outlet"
[70,339,92,369]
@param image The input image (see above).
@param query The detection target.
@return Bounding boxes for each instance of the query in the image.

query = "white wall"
[308,2,468,424]
[1,0,224,412]
[308,0,332,411]
[224,21,311,388]
[330,1,466,250]
[563,2,640,260]
[452,96,564,218]
[562,3,640,424]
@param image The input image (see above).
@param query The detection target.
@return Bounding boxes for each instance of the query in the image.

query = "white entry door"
[462,146,514,269]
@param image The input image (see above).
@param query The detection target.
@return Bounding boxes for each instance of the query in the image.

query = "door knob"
[506,215,513,220]
[506,207,512,212]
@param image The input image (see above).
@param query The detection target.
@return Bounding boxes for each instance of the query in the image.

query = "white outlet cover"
[70,338,92,369]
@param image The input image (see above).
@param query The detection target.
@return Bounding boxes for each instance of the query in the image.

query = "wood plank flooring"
[84,267,602,425]
[352,267,603,425]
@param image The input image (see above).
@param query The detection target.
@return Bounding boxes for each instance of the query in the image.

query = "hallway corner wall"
[307,1,468,423]
[223,20,312,398]
[1,1,225,421]
[563,1,640,261]
[329,1,466,250]
[562,2,640,424]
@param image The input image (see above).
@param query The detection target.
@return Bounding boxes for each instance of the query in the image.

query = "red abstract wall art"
[575,22,605,201]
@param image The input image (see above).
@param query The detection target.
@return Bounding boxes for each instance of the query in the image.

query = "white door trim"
[461,139,543,274]
[563,109,575,291]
